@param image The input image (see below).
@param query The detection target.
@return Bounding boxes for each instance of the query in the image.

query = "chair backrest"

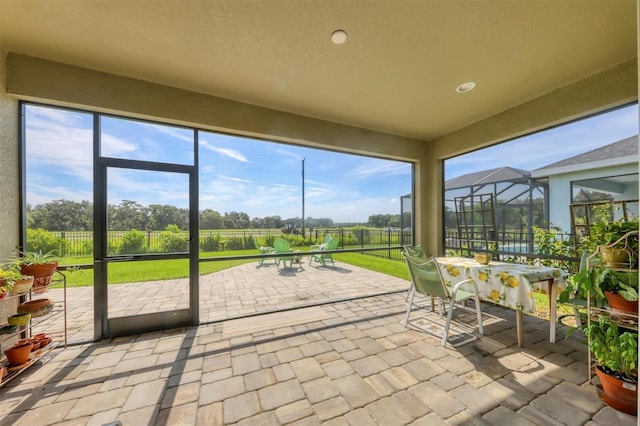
[253,237,262,250]
[403,245,426,259]
[326,237,339,250]
[273,238,290,252]
[323,235,333,245]
[403,253,449,299]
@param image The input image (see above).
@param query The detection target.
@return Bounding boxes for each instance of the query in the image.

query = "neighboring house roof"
[444,136,638,191]
[533,135,638,174]
[445,167,531,190]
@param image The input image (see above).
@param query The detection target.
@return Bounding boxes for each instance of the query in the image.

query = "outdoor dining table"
[435,256,567,346]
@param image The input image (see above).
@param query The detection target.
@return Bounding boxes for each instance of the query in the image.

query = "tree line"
[27,199,407,231]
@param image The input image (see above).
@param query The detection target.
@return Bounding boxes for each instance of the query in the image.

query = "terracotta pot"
[17,298,54,318]
[604,291,638,315]
[595,365,638,415]
[20,262,58,292]
[4,341,33,366]
[28,338,41,351]
[32,333,52,346]
[9,276,34,295]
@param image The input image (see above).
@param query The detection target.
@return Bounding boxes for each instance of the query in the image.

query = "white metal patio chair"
[402,252,484,346]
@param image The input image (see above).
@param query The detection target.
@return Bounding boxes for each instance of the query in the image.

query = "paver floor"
[1,261,637,425]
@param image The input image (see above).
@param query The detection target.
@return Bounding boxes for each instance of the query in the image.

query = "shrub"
[120,229,146,254]
[107,240,121,256]
[159,231,189,252]
[264,235,275,247]
[225,237,245,250]
[26,228,69,257]
[79,240,93,257]
[201,233,221,251]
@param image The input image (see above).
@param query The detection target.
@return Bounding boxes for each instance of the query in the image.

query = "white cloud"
[348,159,411,179]
[199,140,249,162]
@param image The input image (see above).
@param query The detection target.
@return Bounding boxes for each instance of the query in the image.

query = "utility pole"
[302,158,305,237]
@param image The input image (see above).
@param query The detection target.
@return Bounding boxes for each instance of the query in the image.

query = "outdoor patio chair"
[309,236,339,267]
[310,234,333,252]
[273,237,301,269]
[253,237,275,265]
[402,245,427,300]
[402,252,484,347]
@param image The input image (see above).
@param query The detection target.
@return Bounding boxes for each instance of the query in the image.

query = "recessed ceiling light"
[331,30,348,45]
[456,82,476,93]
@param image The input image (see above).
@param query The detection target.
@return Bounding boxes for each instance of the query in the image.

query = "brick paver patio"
[0,259,637,425]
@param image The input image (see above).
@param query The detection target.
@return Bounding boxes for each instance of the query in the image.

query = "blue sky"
[24,103,637,223]
[445,103,638,178]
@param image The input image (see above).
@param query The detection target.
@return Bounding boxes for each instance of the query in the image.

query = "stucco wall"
[0,48,20,325]
[0,50,20,259]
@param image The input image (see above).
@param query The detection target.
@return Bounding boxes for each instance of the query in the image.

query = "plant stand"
[0,270,67,388]
[586,230,638,415]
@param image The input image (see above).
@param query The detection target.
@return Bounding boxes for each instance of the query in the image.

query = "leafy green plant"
[14,249,58,266]
[562,266,639,308]
[584,316,638,382]
[0,264,23,295]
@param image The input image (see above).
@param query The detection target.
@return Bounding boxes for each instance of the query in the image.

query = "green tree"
[224,211,250,229]
[29,199,92,231]
[149,204,188,231]
[261,215,282,229]
[200,209,224,229]
[109,200,149,231]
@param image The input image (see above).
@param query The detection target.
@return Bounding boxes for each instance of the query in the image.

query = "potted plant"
[0,263,35,297]
[569,266,638,314]
[0,266,19,299]
[11,250,58,293]
[589,217,639,267]
[584,316,637,415]
[599,269,639,315]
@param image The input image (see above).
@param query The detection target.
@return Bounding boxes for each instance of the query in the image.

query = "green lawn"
[55,250,408,287]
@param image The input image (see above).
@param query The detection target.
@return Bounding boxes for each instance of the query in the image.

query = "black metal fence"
[44,228,414,261]
[41,228,580,271]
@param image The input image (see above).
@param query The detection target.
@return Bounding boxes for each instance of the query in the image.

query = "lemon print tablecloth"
[435,256,566,344]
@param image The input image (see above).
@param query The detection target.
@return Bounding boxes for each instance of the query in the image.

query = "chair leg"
[474,293,484,335]
[438,299,447,316]
[405,283,412,302]
[403,288,415,327]
[441,298,456,346]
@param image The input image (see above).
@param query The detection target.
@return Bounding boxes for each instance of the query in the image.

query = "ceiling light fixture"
[331,30,348,45]
[456,82,476,93]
